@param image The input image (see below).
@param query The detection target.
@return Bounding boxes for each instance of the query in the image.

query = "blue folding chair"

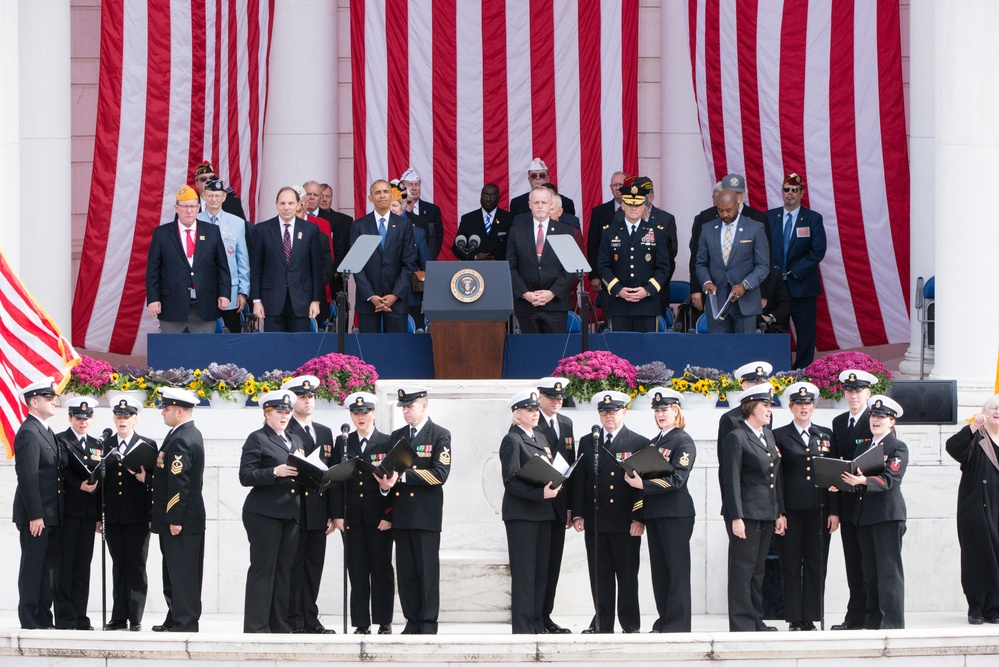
[695,313,708,333]
[566,311,582,333]
[669,280,691,305]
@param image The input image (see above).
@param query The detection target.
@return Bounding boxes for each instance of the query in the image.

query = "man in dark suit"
[768,173,826,369]
[454,183,510,260]
[587,171,626,291]
[689,174,770,312]
[509,157,576,218]
[695,190,770,333]
[149,388,206,633]
[284,376,337,635]
[507,186,576,333]
[146,184,231,333]
[250,187,324,332]
[333,392,395,635]
[193,161,246,219]
[53,397,101,630]
[351,180,417,333]
[534,377,575,634]
[571,391,647,633]
[597,177,672,332]
[376,386,451,635]
[13,379,63,630]
[830,369,877,630]
[104,395,154,631]
[401,168,445,260]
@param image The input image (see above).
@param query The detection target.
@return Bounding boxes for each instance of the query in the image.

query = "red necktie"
[185,228,195,259]
[535,223,545,257]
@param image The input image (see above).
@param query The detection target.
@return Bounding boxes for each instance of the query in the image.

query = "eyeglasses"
[176,204,200,210]
[528,172,548,180]
[782,186,801,193]
[195,175,213,183]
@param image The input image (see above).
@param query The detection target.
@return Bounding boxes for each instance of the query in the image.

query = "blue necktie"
[378,217,387,250]
[484,212,492,235]
[782,212,793,275]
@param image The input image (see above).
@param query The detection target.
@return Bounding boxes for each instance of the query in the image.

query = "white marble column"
[0,1,20,262]
[18,0,72,334]
[898,0,935,379]
[931,0,999,403]
[260,0,338,211]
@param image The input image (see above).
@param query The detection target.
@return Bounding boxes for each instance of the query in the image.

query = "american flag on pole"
[687,0,910,350]
[0,248,80,459]
[351,0,639,260]
[72,0,274,356]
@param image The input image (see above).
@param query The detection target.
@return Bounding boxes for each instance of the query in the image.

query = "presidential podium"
[423,261,513,379]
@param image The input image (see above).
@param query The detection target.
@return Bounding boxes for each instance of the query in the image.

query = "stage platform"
[2,613,997,665]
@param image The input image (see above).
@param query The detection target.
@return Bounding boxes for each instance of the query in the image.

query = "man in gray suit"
[695,190,770,333]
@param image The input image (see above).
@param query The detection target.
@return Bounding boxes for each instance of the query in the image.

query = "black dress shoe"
[788,621,803,631]
[151,624,170,632]
[986,616,999,624]
[291,627,307,634]
[761,625,778,631]
[831,621,861,630]
[308,625,336,634]
[354,626,371,634]
[129,623,141,632]
[79,626,95,631]
[622,628,640,634]
[378,624,392,635]
[105,620,128,631]
[581,628,597,634]
[799,621,816,631]
[969,613,984,625]
[544,621,571,634]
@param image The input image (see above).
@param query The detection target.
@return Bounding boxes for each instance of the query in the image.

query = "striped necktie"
[721,222,734,264]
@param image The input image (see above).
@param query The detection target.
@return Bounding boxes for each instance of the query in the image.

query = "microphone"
[341,424,350,437]
[467,235,481,253]
[808,425,830,440]
[99,427,114,444]
[454,235,468,252]
[591,424,602,447]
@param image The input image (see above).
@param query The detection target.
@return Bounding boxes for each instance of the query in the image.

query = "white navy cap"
[590,391,632,412]
[741,385,775,404]
[537,377,569,399]
[648,387,683,408]
[66,396,95,417]
[285,375,320,396]
[158,387,199,408]
[839,369,878,389]
[396,385,429,406]
[22,378,57,402]
[784,382,819,404]
[259,389,295,411]
[509,390,540,411]
[345,392,377,413]
[109,394,142,415]
[734,362,773,383]
[868,395,903,419]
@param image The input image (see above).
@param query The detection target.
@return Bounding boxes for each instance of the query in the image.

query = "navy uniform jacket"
[507,219,576,315]
[146,221,231,322]
[385,419,451,532]
[597,216,672,317]
[331,430,393,528]
[13,416,63,527]
[57,429,102,520]
[350,211,417,308]
[239,425,304,521]
[773,423,835,514]
[103,433,156,524]
[500,426,561,522]
[250,216,325,318]
[286,419,336,531]
[640,428,696,519]
[720,421,785,522]
[571,426,647,532]
[535,412,575,521]
[832,409,873,523]
[453,208,511,261]
[767,206,826,298]
[150,421,206,535]
[852,433,907,526]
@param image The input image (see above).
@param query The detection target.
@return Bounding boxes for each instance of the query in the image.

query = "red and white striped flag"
[72,0,274,355]
[0,248,80,459]
[688,0,910,350]
[351,0,639,259]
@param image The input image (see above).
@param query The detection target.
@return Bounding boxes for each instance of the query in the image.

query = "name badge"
[796,227,811,238]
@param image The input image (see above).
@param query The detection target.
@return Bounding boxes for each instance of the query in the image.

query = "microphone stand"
[97,430,112,631]
[340,428,350,634]
[814,430,829,631]
[591,426,601,633]
[576,269,590,352]
[336,271,350,354]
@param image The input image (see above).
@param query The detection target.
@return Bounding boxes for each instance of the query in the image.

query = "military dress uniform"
[332,427,395,633]
[104,430,155,629]
[150,397,206,633]
[596,178,672,332]
[571,399,647,633]
[53,421,102,629]
[286,417,336,633]
[386,389,451,635]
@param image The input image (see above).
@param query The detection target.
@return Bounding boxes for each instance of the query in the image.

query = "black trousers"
[358,299,409,333]
[609,315,656,333]
[17,524,60,629]
[517,309,568,334]
[646,516,694,632]
[505,520,551,634]
[857,520,906,629]
[777,509,829,623]
[542,518,567,622]
[726,518,774,631]
[263,291,311,332]
[106,521,150,625]
[288,526,328,630]
[789,294,817,369]
[839,520,867,625]
[583,529,642,632]
[345,524,395,627]
[158,531,204,631]
[242,511,299,633]
[54,514,97,628]
[394,529,441,634]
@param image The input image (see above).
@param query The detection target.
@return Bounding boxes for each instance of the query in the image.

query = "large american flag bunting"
[351,0,639,260]
[688,0,910,350]
[72,0,274,355]
[0,249,80,459]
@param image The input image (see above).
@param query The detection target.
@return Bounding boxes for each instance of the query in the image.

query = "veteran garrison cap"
[176,184,199,202]
[648,387,683,409]
[784,382,819,404]
[839,369,878,390]
[591,391,632,412]
[734,361,773,384]
[195,161,215,177]
[784,172,805,187]
[345,392,377,413]
[158,387,199,408]
[203,177,225,192]
[285,375,320,397]
[868,395,903,419]
[259,389,295,412]
[721,173,747,193]
[22,378,57,402]
[509,390,540,411]
[537,377,569,399]
[66,396,95,418]
[396,385,429,407]
[741,384,774,404]
[110,394,142,416]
